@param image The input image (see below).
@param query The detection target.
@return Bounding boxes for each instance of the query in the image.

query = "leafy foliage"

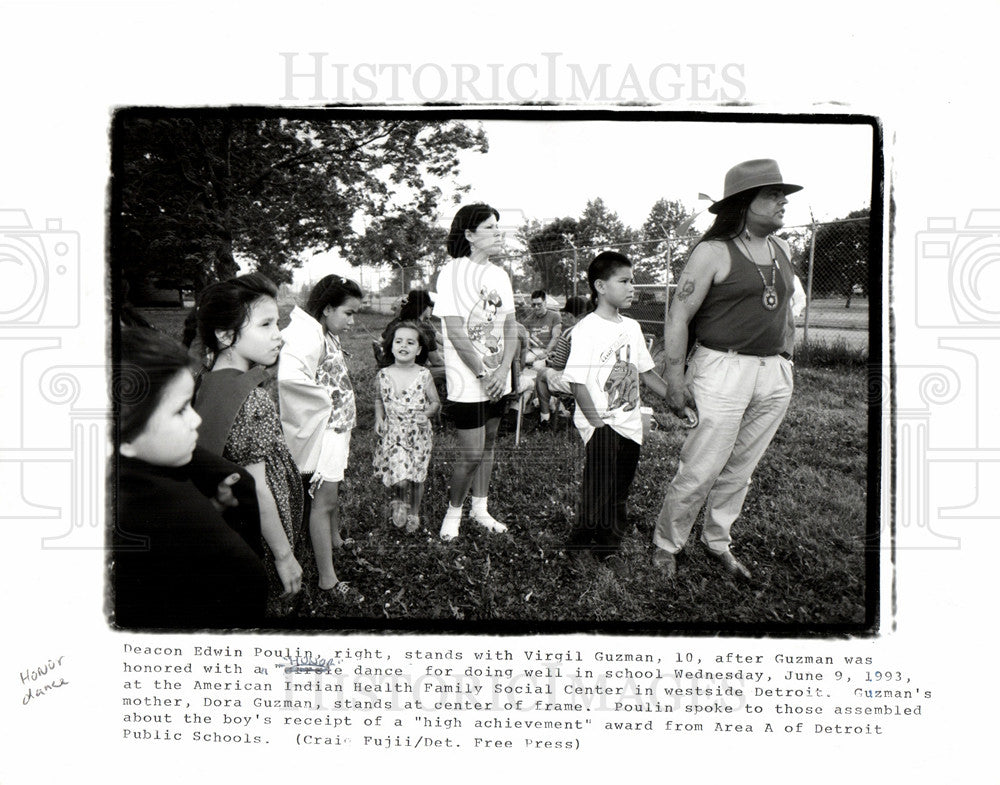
[351,209,450,295]
[116,115,487,295]
[809,208,870,305]
[519,198,698,294]
[638,198,696,281]
[519,216,580,294]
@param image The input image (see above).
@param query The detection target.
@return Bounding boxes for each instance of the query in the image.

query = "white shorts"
[313,429,351,485]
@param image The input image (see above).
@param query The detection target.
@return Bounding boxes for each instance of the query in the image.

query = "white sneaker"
[439,508,462,541]
[470,509,508,534]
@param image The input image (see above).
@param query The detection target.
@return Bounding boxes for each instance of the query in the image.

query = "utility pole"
[565,235,579,300]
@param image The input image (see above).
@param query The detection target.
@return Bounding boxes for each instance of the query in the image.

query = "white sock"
[440,504,463,541]
[470,496,488,514]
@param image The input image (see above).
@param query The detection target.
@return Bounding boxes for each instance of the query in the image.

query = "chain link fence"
[362,217,871,361]
[499,217,871,361]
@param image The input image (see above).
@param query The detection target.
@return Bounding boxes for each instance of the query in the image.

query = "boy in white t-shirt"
[561,252,669,575]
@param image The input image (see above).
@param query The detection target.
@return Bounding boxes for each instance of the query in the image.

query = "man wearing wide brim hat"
[651,159,801,582]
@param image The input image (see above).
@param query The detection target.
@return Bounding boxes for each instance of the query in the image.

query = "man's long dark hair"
[697,188,760,247]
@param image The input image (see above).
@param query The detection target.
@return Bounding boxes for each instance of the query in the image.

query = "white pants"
[653,345,793,555]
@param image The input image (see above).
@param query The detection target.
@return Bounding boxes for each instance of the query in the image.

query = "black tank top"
[690,238,793,356]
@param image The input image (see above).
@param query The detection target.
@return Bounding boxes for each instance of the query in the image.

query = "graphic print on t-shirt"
[466,287,505,370]
[603,343,639,412]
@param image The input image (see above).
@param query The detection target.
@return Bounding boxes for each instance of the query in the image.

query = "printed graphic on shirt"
[317,334,356,432]
[603,343,640,412]
[466,287,505,370]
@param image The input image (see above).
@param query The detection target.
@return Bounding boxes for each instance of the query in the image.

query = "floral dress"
[372,367,434,486]
[224,387,304,613]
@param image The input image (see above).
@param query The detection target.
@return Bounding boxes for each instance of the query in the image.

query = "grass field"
[135,306,873,632]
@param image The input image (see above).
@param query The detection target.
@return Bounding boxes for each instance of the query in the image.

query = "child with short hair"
[373,319,441,532]
[278,274,364,604]
[561,252,669,575]
[115,327,268,628]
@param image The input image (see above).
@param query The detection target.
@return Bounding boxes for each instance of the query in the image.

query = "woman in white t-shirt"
[432,204,517,541]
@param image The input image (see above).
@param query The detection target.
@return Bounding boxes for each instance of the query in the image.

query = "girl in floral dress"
[373,320,440,532]
[192,273,304,616]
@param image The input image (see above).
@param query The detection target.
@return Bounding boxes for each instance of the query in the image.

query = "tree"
[776,226,811,275]
[809,208,870,306]
[351,209,449,296]
[639,198,695,282]
[115,114,487,297]
[520,216,580,295]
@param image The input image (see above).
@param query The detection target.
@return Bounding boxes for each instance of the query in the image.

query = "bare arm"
[243,461,302,595]
[500,312,518,369]
[423,370,441,418]
[545,321,563,353]
[639,369,669,401]
[443,315,488,376]
[373,374,386,435]
[571,383,608,430]
[487,312,518,401]
[664,242,724,416]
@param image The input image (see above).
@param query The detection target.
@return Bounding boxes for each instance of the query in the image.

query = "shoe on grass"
[707,548,752,581]
[652,549,677,579]
[390,499,409,528]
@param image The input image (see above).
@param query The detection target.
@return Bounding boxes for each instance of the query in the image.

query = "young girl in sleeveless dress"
[373,320,440,532]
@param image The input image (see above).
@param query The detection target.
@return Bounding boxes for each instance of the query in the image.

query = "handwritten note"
[21,655,69,706]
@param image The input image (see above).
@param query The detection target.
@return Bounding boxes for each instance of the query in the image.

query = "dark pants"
[567,426,641,559]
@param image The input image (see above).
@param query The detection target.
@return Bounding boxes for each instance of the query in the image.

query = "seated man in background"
[535,296,590,430]
[521,289,563,367]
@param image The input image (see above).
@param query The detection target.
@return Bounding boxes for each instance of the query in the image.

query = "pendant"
[762,286,779,311]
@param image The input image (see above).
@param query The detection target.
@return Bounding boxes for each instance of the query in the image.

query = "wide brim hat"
[708,159,802,214]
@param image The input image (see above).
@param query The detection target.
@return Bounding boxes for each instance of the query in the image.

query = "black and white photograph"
[3,1,998,782]
[109,110,880,633]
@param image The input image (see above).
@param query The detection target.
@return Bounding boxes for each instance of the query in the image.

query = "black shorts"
[448,398,507,430]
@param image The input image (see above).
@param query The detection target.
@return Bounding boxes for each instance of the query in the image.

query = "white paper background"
[0,0,994,781]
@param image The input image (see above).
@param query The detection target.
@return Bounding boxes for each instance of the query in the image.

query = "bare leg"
[409,481,425,515]
[471,416,501,498]
[391,481,410,527]
[536,373,552,416]
[448,425,485,507]
[310,481,340,590]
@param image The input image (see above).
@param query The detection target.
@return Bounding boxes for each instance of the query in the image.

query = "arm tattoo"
[668,356,684,366]
[676,279,696,302]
